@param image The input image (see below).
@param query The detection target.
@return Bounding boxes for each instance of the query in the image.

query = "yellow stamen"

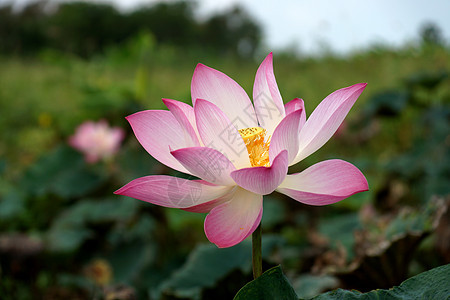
[238,127,271,167]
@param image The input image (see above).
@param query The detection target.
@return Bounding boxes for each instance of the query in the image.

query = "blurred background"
[0,0,449,299]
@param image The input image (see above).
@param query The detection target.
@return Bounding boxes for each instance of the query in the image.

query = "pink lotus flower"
[115,53,368,248]
[69,120,125,163]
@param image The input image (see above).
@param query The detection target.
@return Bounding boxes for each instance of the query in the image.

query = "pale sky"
[4,0,450,55]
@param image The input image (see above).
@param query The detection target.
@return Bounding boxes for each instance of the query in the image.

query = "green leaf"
[405,70,448,91]
[21,146,83,195]
[53,196,138,226]
[158,236,284,299]
[365,90,408,117]
[46,197,139,252]
[50,166,106,198]
[0,189,26,219]
[292,274,338,299]
[311,264,450,299]
[160,243,249,298]
[384,198,445,239]
[262,195,287,229]
[116,141,159,181]
[233,266,298,300]
[80,196,139,223]
[107,240,150,283]
[21,145,106,198]
[318,213,361,260]
[327,199,447,291]
[0,159,6,175]
[47,226,93,252]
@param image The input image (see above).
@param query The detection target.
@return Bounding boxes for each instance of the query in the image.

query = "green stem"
[252,223,262,279]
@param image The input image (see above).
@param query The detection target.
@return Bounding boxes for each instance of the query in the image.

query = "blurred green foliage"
[234,266,298,300]
[0,2,449,298]
[0,0,261,58]
[235,264,450,300]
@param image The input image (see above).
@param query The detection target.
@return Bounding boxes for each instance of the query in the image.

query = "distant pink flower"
[115,53,368,248]
[69,120,125,163]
